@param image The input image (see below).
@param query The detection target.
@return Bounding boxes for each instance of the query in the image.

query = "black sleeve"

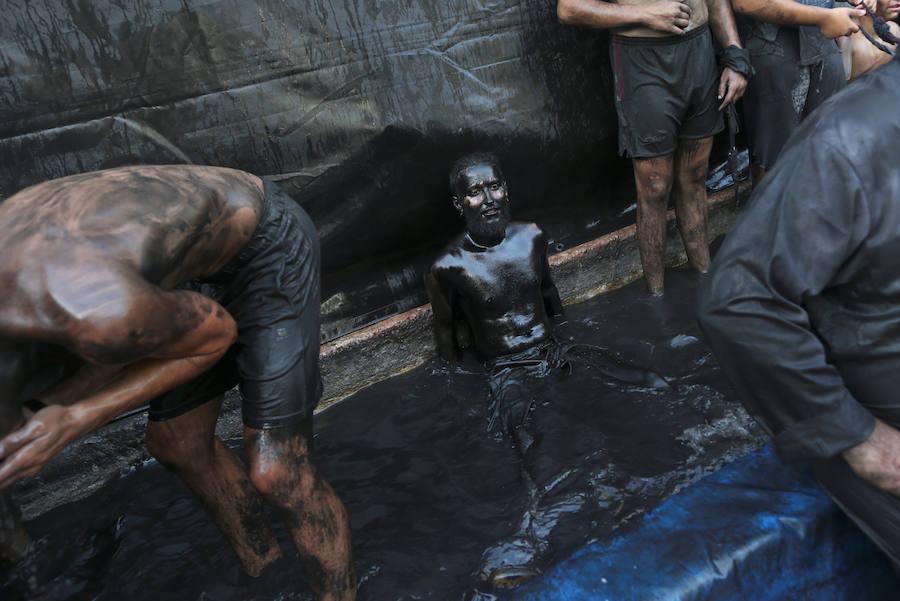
[697,141,876,462]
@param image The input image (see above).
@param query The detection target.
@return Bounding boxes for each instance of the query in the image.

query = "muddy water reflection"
[2,267,765,601]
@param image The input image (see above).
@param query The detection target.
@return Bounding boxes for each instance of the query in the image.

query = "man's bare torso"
[0,165,264,342]
[849,18,899,80]
[616,0,709,36]
[431,223,553,359]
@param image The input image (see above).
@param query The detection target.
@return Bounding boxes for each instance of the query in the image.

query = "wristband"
[719,45,755,78]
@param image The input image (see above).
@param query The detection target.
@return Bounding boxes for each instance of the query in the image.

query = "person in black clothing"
[730,0,865,180]
[698,57,900,570]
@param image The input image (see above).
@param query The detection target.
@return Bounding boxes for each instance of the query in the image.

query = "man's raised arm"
[731,0,864,38]
[557,0,693,34]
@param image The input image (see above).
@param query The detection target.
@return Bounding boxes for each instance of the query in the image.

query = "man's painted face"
[453,162,511,244]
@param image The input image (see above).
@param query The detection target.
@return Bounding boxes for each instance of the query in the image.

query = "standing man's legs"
[146,396,283,576]
[245,422,356,601]
[672,136,714,274]
[632,154,675,296]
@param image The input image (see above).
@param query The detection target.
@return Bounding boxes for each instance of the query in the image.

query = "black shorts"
[741,27,844,170]
[486,340,568,435]
[610,23,724,159]
[149,179,322,429]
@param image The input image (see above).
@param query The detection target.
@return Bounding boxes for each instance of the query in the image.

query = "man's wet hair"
[449,152,504,194]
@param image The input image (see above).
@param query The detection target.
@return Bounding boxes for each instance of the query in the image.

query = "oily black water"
[1,267,765,601]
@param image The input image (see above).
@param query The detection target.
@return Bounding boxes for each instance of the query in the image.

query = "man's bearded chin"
[466,204,511,246]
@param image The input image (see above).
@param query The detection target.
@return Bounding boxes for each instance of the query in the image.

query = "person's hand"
[818,6,866,38]
[851,0,878,15]
[842,418,900,497]
[640,0,692,35]
[0,404,82,489]
[718,68,748,110]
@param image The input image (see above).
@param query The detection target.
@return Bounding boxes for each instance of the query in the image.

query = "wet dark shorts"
[610,23,724,158]
[149,180,322,429]
[742,27,844,170]
[486,340,569,435]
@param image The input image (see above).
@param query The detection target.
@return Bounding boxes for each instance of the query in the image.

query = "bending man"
[0,165,355,600]
[557,0,751,294]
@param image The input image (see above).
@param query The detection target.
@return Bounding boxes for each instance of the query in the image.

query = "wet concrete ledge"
[13,183,751,521]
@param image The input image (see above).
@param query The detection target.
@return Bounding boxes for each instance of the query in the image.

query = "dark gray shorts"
[149,179,322,429]
[742,27,844,170]
[610,23,724,158]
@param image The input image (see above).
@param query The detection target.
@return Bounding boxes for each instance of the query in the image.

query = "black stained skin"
[0,165,355,601]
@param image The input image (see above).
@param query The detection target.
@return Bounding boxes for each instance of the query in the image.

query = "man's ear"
[451,195,463,214]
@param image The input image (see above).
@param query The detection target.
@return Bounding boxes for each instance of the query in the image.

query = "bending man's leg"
[146,396,282,576]
[632,154,675,296]
[245,421,356,601]
[672,136,714,274]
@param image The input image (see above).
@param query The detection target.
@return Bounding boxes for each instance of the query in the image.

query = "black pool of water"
[1,266,765,601]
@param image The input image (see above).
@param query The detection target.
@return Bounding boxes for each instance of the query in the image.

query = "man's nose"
[481,186,498,204]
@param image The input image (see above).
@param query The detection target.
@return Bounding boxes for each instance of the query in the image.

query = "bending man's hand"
[640,0,692,34]
[842,418,900,497]
[718,68,747,110]
[0,404,83,489]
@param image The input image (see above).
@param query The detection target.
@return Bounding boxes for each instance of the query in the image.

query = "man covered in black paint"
[0,165,355,600]
[426,152,666,588]
[698,57,900,571]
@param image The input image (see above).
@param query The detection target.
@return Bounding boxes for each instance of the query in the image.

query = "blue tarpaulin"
[513,443,898,601]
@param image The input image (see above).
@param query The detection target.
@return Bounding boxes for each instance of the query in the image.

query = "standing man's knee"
[245,424,316,507]
[633,157,675,203]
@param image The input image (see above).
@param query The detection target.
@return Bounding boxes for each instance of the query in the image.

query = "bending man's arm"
[557,0,693,34]
[697,140,875,463]
[0,289,236,488]
[731,0,865,38]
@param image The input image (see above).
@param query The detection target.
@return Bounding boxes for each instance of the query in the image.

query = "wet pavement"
[1,265,766,601]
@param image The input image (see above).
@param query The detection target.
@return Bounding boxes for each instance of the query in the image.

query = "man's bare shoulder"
[430,233,469,271]
[508,221,545,241]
